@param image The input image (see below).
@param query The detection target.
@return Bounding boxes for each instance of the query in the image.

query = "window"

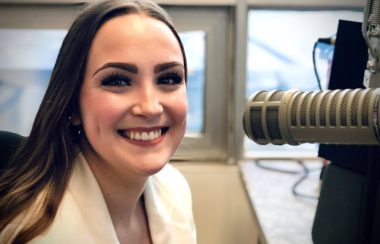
[0,29,66,136]
[245,9,363,158]
[0,4,231,162]
[179,31,206,134]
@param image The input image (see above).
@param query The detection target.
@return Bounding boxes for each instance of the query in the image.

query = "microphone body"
[243,88,380,145]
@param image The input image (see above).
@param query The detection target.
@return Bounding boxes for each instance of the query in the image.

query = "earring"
[67,116,72,127]
[67,115,82,138]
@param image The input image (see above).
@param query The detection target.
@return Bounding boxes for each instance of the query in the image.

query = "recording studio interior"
[0,0,379,243]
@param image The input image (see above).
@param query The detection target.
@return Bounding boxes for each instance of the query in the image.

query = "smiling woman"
[0,1,196,244]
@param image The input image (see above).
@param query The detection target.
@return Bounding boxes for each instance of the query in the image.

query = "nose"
[131,86,163,119]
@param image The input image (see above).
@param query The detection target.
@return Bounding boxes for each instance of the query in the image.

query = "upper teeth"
[126,129,162,141]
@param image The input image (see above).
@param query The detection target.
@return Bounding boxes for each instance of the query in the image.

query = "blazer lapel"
[144,176,173,244]
[31,153,119,244]
[144,165,197,244]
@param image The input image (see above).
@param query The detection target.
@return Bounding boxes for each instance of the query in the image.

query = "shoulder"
[0,131,25,170]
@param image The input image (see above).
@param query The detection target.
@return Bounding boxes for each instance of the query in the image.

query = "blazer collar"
[67,153,119,243]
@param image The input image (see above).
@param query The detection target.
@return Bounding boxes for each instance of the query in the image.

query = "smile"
[126,129,161,141]
[118,127,169,142]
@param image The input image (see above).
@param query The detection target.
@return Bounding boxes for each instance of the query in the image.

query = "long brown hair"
[0,1,187,242]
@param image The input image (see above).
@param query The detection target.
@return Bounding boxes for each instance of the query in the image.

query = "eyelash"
[157,72,184,85]
[101,73,131,87]
[100,72,184,88]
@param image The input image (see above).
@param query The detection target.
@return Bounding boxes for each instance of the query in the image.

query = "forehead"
[98,13,171,38]
[87,13,183,66]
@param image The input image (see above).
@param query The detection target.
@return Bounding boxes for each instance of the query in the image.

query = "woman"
[0,0,196,243]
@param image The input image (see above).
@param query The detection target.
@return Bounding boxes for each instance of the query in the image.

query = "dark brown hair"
[0,1,187,242]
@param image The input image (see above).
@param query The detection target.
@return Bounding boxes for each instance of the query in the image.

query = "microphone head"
[243,88,380,145]
[243,89,299,145]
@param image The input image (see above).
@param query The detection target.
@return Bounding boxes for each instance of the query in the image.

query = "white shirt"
[2,153,197,244]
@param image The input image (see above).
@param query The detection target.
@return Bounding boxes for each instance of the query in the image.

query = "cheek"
[177,99,188,144]
[179,101,188,124]
[172,94,188,140]
[171,91,188,124]
[79,91,127,128]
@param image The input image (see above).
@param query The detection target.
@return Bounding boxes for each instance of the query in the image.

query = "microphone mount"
[363,0,380,88]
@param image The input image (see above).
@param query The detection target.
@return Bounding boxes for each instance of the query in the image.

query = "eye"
[157,72,183,85]
[101,73,131,87]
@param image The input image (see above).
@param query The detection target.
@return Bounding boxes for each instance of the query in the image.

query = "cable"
[312,37,335,91]
[254,159,321,200]
[313,41,323,91]
[255,160,302,174]
[291,161,320,200]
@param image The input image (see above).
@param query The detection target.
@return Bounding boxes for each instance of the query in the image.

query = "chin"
[137,160,167,177]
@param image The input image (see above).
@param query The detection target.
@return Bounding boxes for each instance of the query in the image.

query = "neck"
[102,178,147,226]
[85,156,152,244]
[87,159,148,224]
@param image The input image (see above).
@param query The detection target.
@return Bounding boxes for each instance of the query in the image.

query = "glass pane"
[179,31,206,134]
[245,10,363,157]
[0,29,66,136]
[0,29,206,136]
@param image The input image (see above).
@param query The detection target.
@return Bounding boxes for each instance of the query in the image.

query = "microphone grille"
[245,90,285,142]
[252,92,266,102]
[267,108,281,139]
[330,95,339,126]
[362,90,372,126]
[300,95,308,126]
[310,93,321,126]
[291,95,300,126]
[270,91,285,101]
[289,89,375,127]
[319,91,332,126]
[340,92,350,126]
[250,107,265,140]
[351,91,361,126]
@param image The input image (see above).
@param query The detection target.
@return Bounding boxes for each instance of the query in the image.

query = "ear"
[70,112,81,126]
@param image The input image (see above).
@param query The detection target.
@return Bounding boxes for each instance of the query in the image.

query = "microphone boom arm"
[363,0,380,88]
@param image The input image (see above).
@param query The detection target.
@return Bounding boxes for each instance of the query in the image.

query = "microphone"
[243,88,380,145]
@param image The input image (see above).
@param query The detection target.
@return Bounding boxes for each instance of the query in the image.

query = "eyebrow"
[93,62,138,76]
[92,61,183,77]
[154,61,183,73]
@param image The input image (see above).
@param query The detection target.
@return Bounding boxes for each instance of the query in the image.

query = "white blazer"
[2,153,197,244]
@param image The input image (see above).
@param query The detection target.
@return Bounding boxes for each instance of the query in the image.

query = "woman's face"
[77,14,187,178]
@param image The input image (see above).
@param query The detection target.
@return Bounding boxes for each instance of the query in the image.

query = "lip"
[117,127,168,146]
